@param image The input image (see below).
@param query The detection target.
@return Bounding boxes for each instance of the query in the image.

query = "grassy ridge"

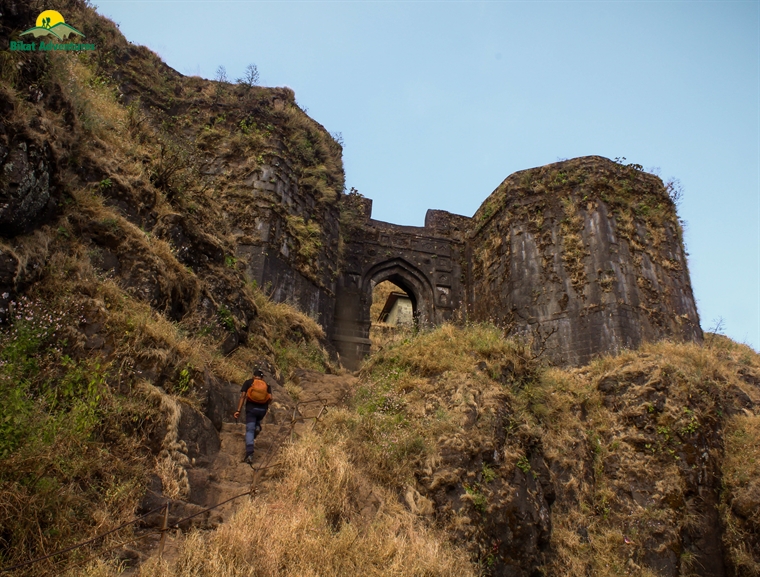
[0,233,333,574]
[72,324,760,577]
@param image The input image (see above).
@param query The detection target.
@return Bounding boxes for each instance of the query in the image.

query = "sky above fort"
[97,0,759,351]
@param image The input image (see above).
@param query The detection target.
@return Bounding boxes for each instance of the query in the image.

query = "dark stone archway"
[331,203,469,368]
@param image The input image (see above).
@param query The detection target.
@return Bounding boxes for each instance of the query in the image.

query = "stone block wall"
[333,200,468,366]
[465,156,702,365]
[225,151,341,326]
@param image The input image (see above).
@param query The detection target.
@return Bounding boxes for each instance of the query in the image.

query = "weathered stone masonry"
[239,155,702,368]
[465,156,702,366]
[230,151,341,332]
[332,197,469,362]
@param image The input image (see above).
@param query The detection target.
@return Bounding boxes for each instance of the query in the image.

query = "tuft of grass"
[286,215,323,261]
[362,322,530,378]
[559,196,590,293]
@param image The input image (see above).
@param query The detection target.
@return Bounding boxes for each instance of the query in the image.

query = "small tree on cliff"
[237,64,260,88]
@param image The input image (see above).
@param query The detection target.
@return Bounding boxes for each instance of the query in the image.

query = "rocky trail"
[119,369,356,573]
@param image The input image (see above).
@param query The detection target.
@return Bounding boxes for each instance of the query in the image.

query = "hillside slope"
[0,2,758,577]
[79,325,760,577]
[0,0,346,574]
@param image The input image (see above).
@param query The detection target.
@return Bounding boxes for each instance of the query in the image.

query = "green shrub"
[218,305,235,331]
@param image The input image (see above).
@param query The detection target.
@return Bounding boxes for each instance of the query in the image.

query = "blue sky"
[96,0,760,350]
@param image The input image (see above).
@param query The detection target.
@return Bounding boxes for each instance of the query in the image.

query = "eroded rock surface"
[0,136,56,237]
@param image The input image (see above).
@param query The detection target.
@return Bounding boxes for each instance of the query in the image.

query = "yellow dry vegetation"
[80,433,474,577]
[542,337,760,577]
[0,195,335,575]
[67,324,760,577]
[365,322,528,378]
[559,196,590,293]
[722,408,760,575]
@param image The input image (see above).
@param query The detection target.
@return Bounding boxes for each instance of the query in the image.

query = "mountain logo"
[20,10,84,41]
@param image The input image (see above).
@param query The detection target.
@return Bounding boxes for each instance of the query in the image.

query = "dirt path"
[119,369,356,572]
[200,368,356,519]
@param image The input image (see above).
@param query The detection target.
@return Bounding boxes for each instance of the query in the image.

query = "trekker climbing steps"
[233,368,272,465]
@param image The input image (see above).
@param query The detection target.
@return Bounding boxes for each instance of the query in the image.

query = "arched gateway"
[364,258,434,326]
[331,203,470,368]
[240,157,702,370]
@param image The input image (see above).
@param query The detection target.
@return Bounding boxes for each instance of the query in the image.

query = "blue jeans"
[245,406,268,456]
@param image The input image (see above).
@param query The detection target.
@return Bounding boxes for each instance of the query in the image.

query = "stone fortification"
[332,193,468,362]
[465,156,702,366]
[229,150,341,331]
[327,156,702,367]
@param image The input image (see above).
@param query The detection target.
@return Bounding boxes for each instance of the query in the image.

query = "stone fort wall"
[229,151,341,333]
[465,156,702,366]
[240,155,702,368]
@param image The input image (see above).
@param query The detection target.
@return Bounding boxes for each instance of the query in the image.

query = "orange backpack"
[246,378,271,404]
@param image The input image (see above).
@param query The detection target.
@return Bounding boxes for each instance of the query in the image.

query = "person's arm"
[233,391,246,421]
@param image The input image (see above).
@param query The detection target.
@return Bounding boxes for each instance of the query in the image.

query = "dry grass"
[139,381,191,500]
[341,323,537,564]
[559,196,590,293]
[115,433,474,577]
[356,324,760,575]
[53,53,128,145]
[0,289,154,575]
[362,322,529,378]
[369,323,414,354]
[280,103,344,203]
[249,284,324,342]
[722,411,760,575]
[60,324,760,577]
[245,282,335,380]
[539,338,760,576]
[0,216,335,575]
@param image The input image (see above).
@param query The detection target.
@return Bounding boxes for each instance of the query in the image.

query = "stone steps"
[121,370,357,572]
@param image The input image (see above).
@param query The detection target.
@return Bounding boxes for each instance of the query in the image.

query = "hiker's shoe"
[244,454,254,465]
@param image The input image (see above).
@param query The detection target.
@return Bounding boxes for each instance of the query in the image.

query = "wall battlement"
[240,155,701,368]
[463,156,702,366]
